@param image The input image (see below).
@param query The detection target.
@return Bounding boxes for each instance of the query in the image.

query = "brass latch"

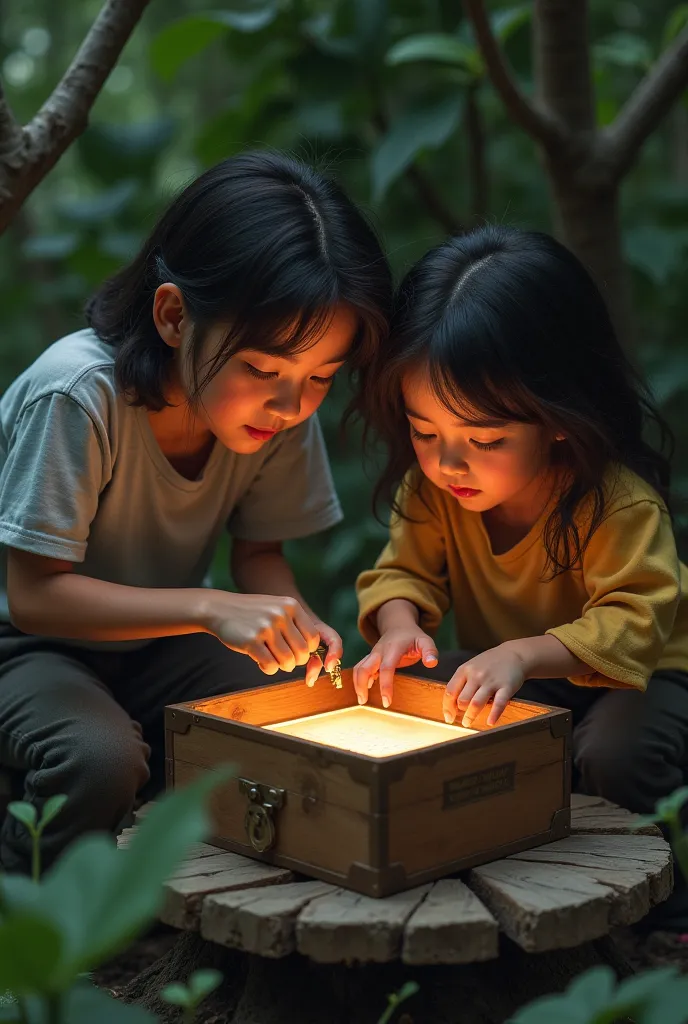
[239,778,285,853]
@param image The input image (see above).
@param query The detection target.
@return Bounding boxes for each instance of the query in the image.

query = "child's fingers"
[322,636,343,672]
[486,688,512,727]
[353,651,381,704]
[418,635,439,669]
[442,667,468,724]
[461,686,493,728]
[249,642,280,676]
[378,652,402,708]
[304,652,323,688]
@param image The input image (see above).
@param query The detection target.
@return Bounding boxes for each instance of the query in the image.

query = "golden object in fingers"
[316,643,343,689]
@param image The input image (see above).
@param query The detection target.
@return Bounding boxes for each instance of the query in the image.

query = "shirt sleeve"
[0,393,110,562]
[227,414,342,542]
[546,499,680,690]
[356,477,450,645]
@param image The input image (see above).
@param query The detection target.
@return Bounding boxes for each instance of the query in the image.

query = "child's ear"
[153,283,190,348]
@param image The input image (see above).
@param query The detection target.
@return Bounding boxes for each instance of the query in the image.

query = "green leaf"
[160,983,190,1007]
[0,915,63,993]
[492,5,532,43]
[611,967,679,1008]
[188,968,223,1001]
[663,5,688,49]
[7,803,37,832]
[594,32,653,71]
[625,224,688,286]
[39,767,233,982]
[386,33,476,70]
[151,7,278,82]
[39,795,68,831]
[508,997,589,1024]
[61,982,157,1023]
[353,0,388,58]
[654,785,688,819]
[371,95,462,201]
[78,119,176,186]
[567,966,615,1012]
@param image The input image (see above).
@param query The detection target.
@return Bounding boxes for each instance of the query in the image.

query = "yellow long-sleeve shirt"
[356,467,688,690]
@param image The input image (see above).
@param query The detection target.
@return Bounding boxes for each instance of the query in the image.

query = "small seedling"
[377,981,420,1024]
[632,785,688,883]
[161,968,223,1024]
[7,796,68,881]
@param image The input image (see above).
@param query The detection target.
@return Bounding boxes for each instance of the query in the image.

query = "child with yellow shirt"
[355,226,688,930]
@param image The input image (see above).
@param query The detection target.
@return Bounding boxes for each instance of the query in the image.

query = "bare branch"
[0,0,152,233]
[462,0,567,153]
[0,81,23,161]
[598,26,688,180]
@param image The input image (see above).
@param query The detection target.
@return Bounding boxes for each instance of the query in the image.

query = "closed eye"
[470,438,505,451]
[245,363,277,381]
[411,427,436,442]
[311,374,336,387]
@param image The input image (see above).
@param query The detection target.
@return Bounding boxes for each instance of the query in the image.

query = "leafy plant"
[377,980,420,1024]
[161,969,223,1024]
[7,796,68,882]
[0,767,233,1023]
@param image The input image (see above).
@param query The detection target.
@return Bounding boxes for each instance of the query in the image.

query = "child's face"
[184,305,357,453]
[402,367,554,514]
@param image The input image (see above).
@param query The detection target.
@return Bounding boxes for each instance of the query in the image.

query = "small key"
[316,643,343,689]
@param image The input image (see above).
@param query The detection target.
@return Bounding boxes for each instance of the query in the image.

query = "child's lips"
[245,425,278,440]
[449,485,482,499]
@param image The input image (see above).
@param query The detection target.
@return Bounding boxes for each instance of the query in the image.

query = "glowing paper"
[264,705,474,757]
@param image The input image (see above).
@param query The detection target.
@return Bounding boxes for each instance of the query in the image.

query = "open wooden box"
[165,670,571,897]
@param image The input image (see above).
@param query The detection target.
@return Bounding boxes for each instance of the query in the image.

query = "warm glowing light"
[264,705,475,757]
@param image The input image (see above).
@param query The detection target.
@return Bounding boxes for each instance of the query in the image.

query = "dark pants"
[407,652,688,929]
[0,625,286,875]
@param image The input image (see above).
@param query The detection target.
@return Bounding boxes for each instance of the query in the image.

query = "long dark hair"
[85,150,392,409]
[361,225,673,576]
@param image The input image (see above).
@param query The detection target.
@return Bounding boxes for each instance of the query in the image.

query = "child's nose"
[267,383,302,419]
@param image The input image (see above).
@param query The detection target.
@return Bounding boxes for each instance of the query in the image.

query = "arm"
[231,537,343,679]
[7,548,320,675]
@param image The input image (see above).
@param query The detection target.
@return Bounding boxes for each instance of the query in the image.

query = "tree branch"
[462,0,567,153]
[0,82,23,162]
[0,0,153,233]
[597,25,688,181]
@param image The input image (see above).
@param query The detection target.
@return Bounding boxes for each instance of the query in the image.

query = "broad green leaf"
[39,796,67,831]
[372,95,462,201]
[611,967,679,1007]
[6,803,37,831]
[640,976,688,1024]
[61,982,157,1023]
[188,968,223,1000]
[386,33,475,70]
[508,996,588,1024]
[0,915,62,993]
[40,767,233,981]
[655,785,688,819]
[492,5,532,43]
[353,0,388,58]
[160,983,189,1007]
[0,875,41,916]
[663,5,688,49]
[594,32,653,71]
[567,966,615,1012]
[151,8,278,82]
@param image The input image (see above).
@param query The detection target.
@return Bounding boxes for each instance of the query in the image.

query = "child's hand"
[306,620,343,687]
[353,628,439,707]
[204,592,321,674]
[443,645,526,727]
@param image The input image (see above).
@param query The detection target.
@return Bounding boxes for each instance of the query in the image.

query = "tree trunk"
[120,931,635,1024]
[547,171,631,345]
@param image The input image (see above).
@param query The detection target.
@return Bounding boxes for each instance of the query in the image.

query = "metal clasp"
[316,643,343,689]
[239,778,285,853]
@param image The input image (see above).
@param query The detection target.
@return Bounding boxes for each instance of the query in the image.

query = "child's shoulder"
[601,464,667,517]
[2,329,117,419]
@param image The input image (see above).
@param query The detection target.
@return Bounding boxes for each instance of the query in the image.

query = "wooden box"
[165,670,571,897]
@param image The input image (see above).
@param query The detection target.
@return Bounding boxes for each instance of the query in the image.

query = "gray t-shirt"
[0,330,342,647]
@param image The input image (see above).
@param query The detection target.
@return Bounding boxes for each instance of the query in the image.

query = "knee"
[575,734,670,815]
[37,721,150,829]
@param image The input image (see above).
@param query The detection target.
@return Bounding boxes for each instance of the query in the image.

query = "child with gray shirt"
[0,151,392,875]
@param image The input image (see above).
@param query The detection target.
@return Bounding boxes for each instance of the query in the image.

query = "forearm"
[232,550,317,619]
[376,598,421,634]
[8,570,212,642]
[503,634,591,679]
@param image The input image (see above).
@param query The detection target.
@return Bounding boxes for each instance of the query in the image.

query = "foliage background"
[2,0,688,661]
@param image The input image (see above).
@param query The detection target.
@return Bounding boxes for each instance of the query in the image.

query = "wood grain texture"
[402,878,499,964]
[295,885,431,963]
[201,880,335,957]
[570,793,663,836]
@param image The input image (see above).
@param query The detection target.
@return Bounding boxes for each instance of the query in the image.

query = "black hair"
[360,225,673,576]
[85,150,392,409]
